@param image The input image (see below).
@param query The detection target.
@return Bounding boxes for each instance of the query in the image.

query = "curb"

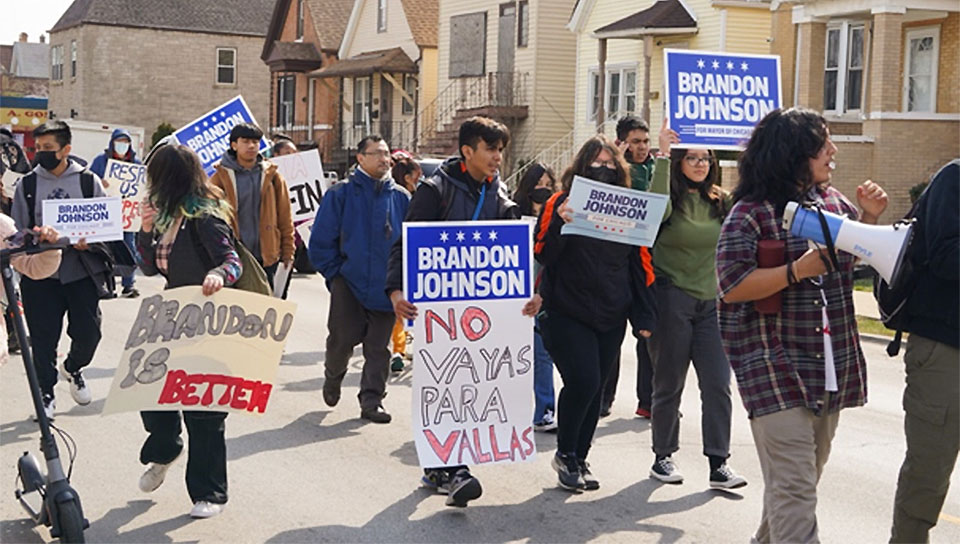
[859,332,895,346]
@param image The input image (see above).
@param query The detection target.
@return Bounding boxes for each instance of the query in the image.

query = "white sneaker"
[60,364,92,406]
[139,451,182,492]
[190,501,223,519]
[533,409,558,432]
[32,394,56,422]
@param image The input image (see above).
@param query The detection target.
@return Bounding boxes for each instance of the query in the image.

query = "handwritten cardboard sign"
[103,159,146,231]
[103,287,297,416]
[404,220,536,468]
[271,150,326,223]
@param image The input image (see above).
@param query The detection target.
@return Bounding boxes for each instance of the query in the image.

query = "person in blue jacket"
[309,135,410,424]
[90,128,141,297]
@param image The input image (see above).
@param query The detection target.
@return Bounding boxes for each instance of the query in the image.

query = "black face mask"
[585,166,619,185]
[34,150,63,171]
[529,187,553,204]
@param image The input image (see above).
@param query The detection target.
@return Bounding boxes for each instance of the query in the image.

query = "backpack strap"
[22,172,37,229]
[80,170,94,198]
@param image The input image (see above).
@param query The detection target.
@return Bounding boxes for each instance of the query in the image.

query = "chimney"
[39,35,46,44]
[19,33,27,42]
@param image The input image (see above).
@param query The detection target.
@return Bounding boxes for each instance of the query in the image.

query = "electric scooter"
[3,230,88,543]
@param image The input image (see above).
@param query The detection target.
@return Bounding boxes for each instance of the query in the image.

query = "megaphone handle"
[814,206,841,273]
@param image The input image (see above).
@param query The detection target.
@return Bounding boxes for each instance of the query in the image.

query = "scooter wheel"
[55,501,85,543]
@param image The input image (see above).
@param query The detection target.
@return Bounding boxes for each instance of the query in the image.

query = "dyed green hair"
[146,144,233,233]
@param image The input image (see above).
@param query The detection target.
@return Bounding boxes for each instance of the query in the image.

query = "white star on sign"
[220,112,226,118]
[472,231,482,241]
[456,231,465,242]
[439,231,449,242]
[741,62,749,71]
[203,121,209,127]
[726,61,734,70]
[194,127,200,132]
[488,230,498,241]
[697,58,705,69]
[712,60,720,70]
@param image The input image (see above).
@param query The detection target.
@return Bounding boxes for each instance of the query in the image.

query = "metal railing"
[341,120,416,153]
[502,120,618,191]
[408,71,530,152]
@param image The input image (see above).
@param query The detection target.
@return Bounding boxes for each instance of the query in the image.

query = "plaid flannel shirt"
[716,185,867,419]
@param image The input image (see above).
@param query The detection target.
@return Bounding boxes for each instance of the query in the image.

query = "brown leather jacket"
[209,159,295,267]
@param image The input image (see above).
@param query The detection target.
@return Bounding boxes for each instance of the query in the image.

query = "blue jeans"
[533,319,555,423]
[121,231,138,289]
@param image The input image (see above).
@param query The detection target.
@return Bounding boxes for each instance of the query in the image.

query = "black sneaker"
[32,393,55,422]
[446,469,482,507]
[578,459,600,490]
[650,456,684,484]
[599,402,612,418]
[421,468,451,493]
[322,378,341,407]
[552,452,585,491]
[709,463,747,490]
[121,287,140,298]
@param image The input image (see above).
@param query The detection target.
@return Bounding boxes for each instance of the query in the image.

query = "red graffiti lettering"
[156,369,273,413]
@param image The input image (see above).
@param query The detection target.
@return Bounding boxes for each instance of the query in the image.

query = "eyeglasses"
[683,155,712,166]
[361,150,391,159]
[589,160,617,169]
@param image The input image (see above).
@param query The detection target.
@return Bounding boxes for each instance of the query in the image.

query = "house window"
[903,26,940,112]
[70,41,76,77]
[823,22,866,113]
[449,12,487,77]
[518,1,529,47]
[589,66,638,121]
[353,77,372,127]
[51,45,63,81]
[296,0,304,40]
[402,74,417,115]
[377,0,387,33]
[277,76,295,128]
[216,47,237,85]
[624,70,637,113]
[608,72,621,118]
[588,70,600,121]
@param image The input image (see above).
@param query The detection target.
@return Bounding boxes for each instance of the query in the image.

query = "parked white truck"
[65,120,146,165]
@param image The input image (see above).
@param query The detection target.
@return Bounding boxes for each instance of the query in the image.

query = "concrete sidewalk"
[853,289,881,319]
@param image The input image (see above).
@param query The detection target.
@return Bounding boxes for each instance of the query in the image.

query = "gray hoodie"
[12,159,109,284]
[220,151,263,260]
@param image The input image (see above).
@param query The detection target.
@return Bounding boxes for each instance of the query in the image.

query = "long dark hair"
[147,145,231,233]
[735,107,830,212]
[513,162,557,215]
[390,155,421,192]
[560,134,629,191]
[669,149,725,219]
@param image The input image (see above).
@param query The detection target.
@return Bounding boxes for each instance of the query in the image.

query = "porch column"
[642,35,652,124]
[597,38,607,130]
[869,8,905,113]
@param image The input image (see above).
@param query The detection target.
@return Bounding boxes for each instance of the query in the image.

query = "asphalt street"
[1,271,958,543]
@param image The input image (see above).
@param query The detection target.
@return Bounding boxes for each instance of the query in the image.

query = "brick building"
[47,0,274,144]
[771,0,959,218]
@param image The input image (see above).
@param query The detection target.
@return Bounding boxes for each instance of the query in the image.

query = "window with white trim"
[70,41,76,78]
[51,45,63,81]
[823,22,866,113]
[402,74,417,115]
[588,66,638,121]
[277,75,295,128]
[216,47,237,85]
[353,77,372,126]
[296,0,304,40]
[377,0,387,33]
[903,26,939,113]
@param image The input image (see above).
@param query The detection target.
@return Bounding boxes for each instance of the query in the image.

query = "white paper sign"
[1,170,24,199]
[271,150,326,223]
[42,197,123,243]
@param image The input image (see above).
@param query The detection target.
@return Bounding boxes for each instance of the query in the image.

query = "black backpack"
[872,183,932,356]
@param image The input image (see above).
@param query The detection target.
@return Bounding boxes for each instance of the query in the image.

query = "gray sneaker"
[552,453,585,491]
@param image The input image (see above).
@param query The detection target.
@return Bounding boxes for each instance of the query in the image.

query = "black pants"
[324,276,395,410]
[20,276,102,395]
[602,337,653,410]
[140,410,228,504]
[541,311,625,459]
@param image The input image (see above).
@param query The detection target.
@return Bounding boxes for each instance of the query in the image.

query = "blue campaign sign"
[561,176,668,247]
[403,220,533,305]
[664,49,781,150]
[172,96,268,176]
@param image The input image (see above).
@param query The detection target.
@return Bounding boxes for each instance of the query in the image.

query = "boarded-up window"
[449,12,486,78]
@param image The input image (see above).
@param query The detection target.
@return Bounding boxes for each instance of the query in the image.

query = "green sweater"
[630,156,655,191]
[650,157,732,300]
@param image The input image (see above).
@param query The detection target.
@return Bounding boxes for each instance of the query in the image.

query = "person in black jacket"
[386,116,541,507]
[890,159,959,543]
[534,134,657,492]
[135,144,242,519]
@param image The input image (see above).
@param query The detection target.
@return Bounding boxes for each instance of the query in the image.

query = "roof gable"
[401,0,438,48]
[51,0,274,37]
[593,0,698,37]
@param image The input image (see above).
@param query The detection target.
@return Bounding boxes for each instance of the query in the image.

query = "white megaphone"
[782,202,913,284]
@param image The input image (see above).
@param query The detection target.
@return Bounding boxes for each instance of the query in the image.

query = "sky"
[0,0,76,45]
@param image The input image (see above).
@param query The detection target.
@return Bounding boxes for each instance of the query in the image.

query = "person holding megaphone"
[714,107,887,543]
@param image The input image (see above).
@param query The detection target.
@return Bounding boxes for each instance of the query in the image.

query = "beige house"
[430,0,578,181]
[47,0,273,143]
[772,0,959,218]
[312,0,439,158]
[568,0,772,161]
